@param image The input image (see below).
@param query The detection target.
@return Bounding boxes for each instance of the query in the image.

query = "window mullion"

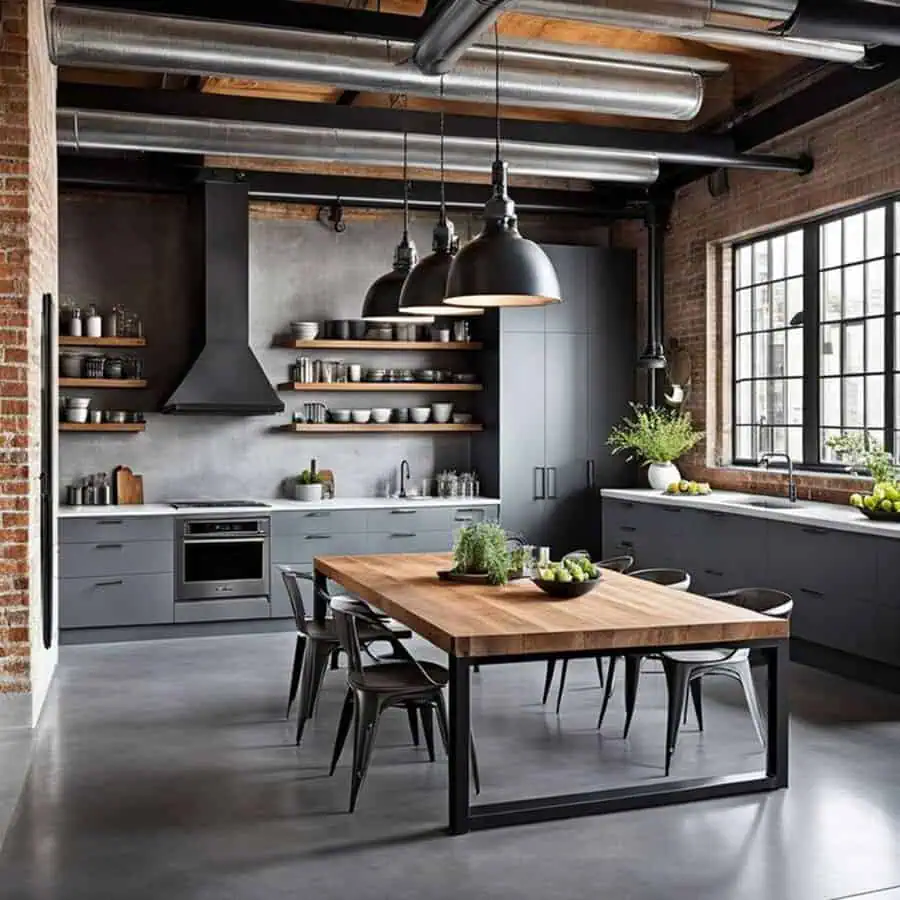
[803,224,820,464]
[886,202,896,457]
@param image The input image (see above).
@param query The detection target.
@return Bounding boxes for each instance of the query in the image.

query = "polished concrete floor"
[3,632,900,900]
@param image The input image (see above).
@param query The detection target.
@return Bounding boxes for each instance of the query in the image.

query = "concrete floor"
[3,632,900,900]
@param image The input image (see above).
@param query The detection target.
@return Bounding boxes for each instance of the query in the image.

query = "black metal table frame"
[313,568,789,836]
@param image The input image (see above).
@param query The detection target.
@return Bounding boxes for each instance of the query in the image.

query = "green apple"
[873,484,887,502]
[887,484,900,502]
[679,480,690,493]
[849,493,864,508]
[881,499,893,513]
[864,495,877,510]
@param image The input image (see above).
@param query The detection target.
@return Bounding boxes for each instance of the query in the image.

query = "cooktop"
[169,500,271,509]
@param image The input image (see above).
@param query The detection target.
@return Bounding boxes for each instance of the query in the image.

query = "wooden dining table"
[313,552,790,835]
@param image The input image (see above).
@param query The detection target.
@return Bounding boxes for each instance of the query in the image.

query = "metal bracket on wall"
[318,201,347,233]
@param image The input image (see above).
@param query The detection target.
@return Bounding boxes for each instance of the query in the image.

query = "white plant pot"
[647,462,681,491]
[294,483,323,502]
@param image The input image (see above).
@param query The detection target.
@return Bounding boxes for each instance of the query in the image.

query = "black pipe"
[638,200,672,405]
[412,0,512,75]
[786,0,900,47]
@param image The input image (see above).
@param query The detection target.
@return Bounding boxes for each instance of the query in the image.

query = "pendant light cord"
[439,76,446,227]
[494,22,501,164]
[402,122,409,238]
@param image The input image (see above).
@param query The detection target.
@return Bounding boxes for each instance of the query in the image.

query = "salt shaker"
[69,307,83,337]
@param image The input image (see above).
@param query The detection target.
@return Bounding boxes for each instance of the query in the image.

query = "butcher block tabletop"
[314,553,789,658]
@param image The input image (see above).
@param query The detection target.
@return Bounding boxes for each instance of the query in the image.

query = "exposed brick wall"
[0,0,57,702]
[612,82,900,505]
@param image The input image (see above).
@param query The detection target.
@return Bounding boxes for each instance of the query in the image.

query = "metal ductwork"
[57,109,662,184]
[513,0,866,63]
[414,0,510,74]
[786,0,900,48]
[49,5,703,121]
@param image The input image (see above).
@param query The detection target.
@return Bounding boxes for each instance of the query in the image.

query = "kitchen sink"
[733,497,805,510]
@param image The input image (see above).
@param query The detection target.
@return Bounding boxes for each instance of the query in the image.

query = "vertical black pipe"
[40,293,55,650]
[639,198,671,406]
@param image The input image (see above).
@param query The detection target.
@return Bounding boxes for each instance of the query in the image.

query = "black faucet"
[759,452,797,503]
[399,459,411,499]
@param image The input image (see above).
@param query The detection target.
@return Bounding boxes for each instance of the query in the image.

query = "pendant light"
[361,117,434,324]
[443,25,561,310]
[399,79,483,319]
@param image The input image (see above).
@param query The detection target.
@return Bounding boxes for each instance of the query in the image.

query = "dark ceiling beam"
[336,91,360,107]
[57,84,741,159]
[54,0,426,41]
[57,153,645,217]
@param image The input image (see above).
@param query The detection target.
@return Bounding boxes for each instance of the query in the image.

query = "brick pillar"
[0,0,58,722]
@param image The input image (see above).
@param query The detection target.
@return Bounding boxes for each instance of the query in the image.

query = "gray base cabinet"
[602,497,900,669]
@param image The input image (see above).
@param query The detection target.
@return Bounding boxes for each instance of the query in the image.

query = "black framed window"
[732,198,897,467]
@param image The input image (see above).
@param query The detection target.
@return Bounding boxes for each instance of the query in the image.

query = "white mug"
[348,364,362,382]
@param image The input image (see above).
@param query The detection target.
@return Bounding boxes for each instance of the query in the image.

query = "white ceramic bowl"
[410,407,431,424]
[371,407,391,424]
[330,409,351,423]
[431,402,454,424]
[65,407,89,424]
[291,322,319,340]
[452,412,473,425]
[351,409,372,424]
[65,397,91,409]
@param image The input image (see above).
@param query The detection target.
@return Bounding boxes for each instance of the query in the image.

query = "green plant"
[607,404,704,466]
[452,522,511,585]
[296,469,324,485]
[826,433,897,483]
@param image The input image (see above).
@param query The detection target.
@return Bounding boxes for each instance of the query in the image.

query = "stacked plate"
[291,321,319,341]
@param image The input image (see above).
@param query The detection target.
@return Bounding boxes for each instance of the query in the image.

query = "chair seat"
[662,648,749,664]
[302,617,411,643]
[350,661,449,695]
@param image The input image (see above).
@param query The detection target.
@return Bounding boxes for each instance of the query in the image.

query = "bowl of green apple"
[849,481,900,520]
[533,555,603,599]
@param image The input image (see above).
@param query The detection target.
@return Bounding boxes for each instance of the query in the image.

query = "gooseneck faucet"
[399,459,411,499]
[759,452,797,503]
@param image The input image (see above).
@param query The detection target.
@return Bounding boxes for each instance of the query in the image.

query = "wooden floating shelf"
[59,378,147,389]
[274,338,482,351]
[281,423,483,434]
[59,423,146,433]
[277,382,482,393]
[59,336,147,348]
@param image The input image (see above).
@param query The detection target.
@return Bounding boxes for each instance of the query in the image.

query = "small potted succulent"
[607,403,704,491]
[294,468,325,502]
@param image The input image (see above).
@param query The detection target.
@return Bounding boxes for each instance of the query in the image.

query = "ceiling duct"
[786,0,900,47]
[57,109,662,183]
[49,5,703,121]
[414,0,511,74]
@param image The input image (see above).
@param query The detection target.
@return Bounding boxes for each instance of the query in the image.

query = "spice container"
[122,356,143,379]
[85,304,102,338]
[68,307,83,337]
[104,357,123,379]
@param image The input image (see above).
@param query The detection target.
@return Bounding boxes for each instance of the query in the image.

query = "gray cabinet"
[61,539,173,579]
[60,573,173,629]
[498,245,635,558]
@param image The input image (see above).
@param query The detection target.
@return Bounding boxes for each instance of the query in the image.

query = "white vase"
[294,482,323,502]
[647,462,681,491]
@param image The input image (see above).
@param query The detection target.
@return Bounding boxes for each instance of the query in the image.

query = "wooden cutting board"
[114,466,144,505]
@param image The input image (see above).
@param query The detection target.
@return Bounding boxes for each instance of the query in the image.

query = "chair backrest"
[278,567,330,634]
[599,555,634,574]
[330,597,396,675]
[631,568,691,591]
[709,588,794,619]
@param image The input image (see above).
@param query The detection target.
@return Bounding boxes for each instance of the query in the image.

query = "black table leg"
[448,654,471,835]
[313,567,329,623]
[765,640,789,788]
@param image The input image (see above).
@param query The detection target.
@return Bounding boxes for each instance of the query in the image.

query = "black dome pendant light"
[443,25,561,310]
[399,78,483,318]
[361,107,434,325]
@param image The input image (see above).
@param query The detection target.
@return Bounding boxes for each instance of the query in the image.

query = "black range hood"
[162,180,284,416]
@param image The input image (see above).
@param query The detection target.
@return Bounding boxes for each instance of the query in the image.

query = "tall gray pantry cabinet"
[475,244,636,557]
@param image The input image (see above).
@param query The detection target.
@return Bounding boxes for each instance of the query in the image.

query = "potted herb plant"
[607,403,704,491]
[451,522,513,585]
[294,468,325,502]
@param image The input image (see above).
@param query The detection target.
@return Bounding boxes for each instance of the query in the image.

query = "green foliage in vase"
[826,433,897,483]
[296,469,324,485]
[452,522,511,585]
[607,403,704,465]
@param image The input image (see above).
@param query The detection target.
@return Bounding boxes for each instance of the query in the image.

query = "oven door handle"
[183,536,267,544]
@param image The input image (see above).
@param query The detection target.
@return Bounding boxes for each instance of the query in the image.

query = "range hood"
[162,180,284,416]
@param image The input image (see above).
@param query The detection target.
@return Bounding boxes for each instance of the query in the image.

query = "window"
[732,200,896,467]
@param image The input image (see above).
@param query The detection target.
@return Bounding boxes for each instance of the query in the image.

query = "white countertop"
[601,487,900,539]
[58,496,500,518]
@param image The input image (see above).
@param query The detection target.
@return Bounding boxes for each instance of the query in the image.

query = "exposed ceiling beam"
[56,84,807,172]
[54,0,425,41]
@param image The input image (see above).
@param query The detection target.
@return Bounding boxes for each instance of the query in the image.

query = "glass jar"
[104,357,123,379]
[83,356,105,379]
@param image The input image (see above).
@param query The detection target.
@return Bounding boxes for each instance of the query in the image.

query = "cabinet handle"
[389,533,416,539]
[454,516,474,523]
[94,579,123,587]
[97,520,124,525]
[620,525,637,533]
[547,467,558,500]
[304,511,330,518]
[618,541,634,550]
[801,527,828,535]
[704,569,724,577]
[705,511,726,518]
[661,507,681,514]
[94,543,123,550]
[533,467,546,500]
[800,587,824,597]
[305,534,333,540]
[455,508,480,514]
[587,460,596,488]
[391,509,417,515]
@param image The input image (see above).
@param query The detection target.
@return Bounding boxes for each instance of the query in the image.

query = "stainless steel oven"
[176,516,270,603]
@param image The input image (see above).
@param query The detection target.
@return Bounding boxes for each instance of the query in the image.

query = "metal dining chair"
[541,554,635,714]
[327,597,481,812]
[279,567,412,746]
[596,568,692,733]
[654,587,793,775]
